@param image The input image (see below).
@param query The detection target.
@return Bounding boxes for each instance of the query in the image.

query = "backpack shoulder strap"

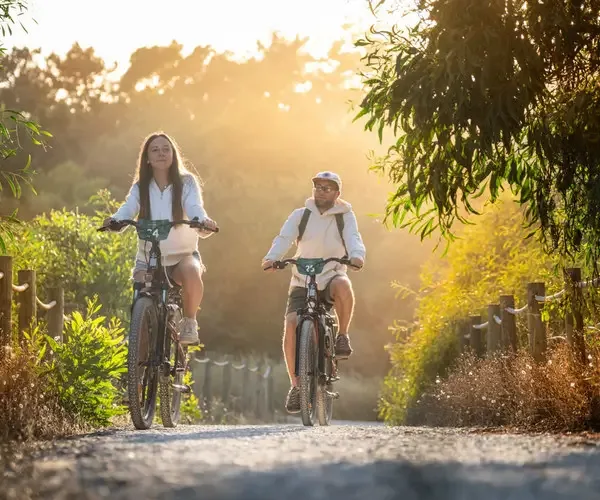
[297,208,311,243]
[335,213,348,257]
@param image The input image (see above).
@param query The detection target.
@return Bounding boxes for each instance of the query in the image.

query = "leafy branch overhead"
[0,1,52,252]
[356,0,600,266]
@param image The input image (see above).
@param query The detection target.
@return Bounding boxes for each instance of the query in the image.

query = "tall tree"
[356,0,600,267]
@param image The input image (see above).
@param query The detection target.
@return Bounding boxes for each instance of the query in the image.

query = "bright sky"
[4,0,393,73]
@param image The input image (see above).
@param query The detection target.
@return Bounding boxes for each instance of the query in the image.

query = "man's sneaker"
[335,334,353,359]
[179,317,199,345]
[285,386,301,414]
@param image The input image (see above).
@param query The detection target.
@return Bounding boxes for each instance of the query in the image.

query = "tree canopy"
[357,0,600,267]
[1,34,436,375]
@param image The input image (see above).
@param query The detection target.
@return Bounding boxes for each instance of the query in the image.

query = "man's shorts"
[285,277,336,316]
[133,250,201,282]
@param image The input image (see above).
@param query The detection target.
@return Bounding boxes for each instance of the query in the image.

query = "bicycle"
[98,218,218,430]
[270,257,357,426]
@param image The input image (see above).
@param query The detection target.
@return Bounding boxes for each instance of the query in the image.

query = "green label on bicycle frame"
[136,219,172,242]
[295,258,326,276]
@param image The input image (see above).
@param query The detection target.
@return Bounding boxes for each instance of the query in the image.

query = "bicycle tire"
[298,319,318,426]
[127,296,159,430]
[316,376,334,426]
[160,307,186,427]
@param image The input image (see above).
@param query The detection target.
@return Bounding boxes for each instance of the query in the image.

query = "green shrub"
[45,297,128,427]
[380,195,562,424]
[8,189,137,323]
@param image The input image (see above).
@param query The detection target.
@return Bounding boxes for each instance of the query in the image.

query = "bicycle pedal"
[172,384,191,393]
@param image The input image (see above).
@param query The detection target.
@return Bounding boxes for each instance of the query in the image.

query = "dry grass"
[0,344,81,442]
[408,343,600,431]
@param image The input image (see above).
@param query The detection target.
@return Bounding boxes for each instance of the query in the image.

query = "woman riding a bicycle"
[102,131,218,345]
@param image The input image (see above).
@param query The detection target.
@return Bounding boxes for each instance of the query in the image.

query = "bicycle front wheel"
[127,296,159,430]
[298,319,318,426]
[316,369,334,426]
[160,307,187,427]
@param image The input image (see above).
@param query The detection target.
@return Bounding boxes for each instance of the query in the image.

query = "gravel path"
[2,423,600,499]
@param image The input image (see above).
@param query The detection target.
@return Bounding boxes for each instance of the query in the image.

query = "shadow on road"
[75,424,309,445]
[135,450,600,500]
[3,428,600,500]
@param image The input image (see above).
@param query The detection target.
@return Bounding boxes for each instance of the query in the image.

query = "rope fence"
[0,255,65,350]
[190,353,277,421]
[455,267,589,363]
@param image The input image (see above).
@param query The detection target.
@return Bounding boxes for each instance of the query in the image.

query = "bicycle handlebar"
[265,257,361,271]
[97,219,219,233]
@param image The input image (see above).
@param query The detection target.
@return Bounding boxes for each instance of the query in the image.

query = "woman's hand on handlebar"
[99,217,126,232]
[349,257,364,271]
[262,259,276,273]
[194,217,219,233]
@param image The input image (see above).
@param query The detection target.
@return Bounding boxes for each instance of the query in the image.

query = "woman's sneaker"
[285,386,300,413]
[179,317,199,345]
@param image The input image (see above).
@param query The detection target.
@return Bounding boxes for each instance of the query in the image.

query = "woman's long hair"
[133,132,200,221]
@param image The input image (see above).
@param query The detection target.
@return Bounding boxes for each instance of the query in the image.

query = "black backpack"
[296,208,347,256]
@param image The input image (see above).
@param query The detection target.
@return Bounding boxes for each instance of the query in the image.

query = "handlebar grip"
[194,225,220,233]
[189,221,219,233]
[98,219,127,232]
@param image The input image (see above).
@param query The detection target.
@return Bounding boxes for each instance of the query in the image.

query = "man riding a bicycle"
[262,171,366,413]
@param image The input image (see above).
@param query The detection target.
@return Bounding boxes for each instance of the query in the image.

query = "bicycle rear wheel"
[298,319,318,426]
[127,296,159,430]
[160,307,187,427]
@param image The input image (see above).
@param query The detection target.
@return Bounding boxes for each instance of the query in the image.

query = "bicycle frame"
[131,236,177,378]
[100,217,217,368]
[294,273,335,382]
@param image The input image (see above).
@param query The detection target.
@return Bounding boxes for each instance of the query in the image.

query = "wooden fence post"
[203,361,213,413]
[0,256,13,349]
[47,287,64,343]
[499,295,517,352]
[17,270,36,343]
[565,267,586,364]
[458,318,470,353]
[527,282,546,362]
[486,304,502,354]
[222,357,232,407]
[242,361,250,414]
[255,364,263,418]
[469,315,484,357]
[267,369,274,419]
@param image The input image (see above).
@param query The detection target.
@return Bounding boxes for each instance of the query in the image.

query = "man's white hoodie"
[264,198,366,290]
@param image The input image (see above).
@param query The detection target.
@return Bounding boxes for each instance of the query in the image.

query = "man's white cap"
[312,171,342,192]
